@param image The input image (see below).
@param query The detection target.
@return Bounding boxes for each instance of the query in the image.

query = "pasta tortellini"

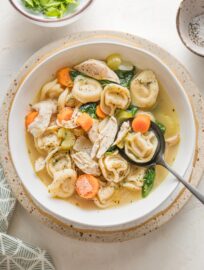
[72,75,102,103]
[46,148,73,177]
[100,84,131,115]
[48,169,77,198]
[124,131,158,163]
[34,127,61,154]
[28,100,57,137]
[94,184,115,208]
[40,79,64,100]
[130,70,159,109]
[74,59,120,83]
[99,151,130,183]
[121,166,146,191]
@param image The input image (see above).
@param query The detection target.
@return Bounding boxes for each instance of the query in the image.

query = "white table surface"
[1,0,204,269]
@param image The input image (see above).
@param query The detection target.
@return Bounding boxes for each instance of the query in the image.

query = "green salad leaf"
[22,0,77,18]
[79,103,98,119]
[142,167,156,198]
[114,67,136,88]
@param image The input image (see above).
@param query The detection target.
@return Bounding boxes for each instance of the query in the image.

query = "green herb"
[105,145,117,155]
[69,70,82,81]
[156,121,166,134]
[126,105,138,116]
[22,0,77,18]
[114,67,136,88]
[142,167,156,198]
[79,103,97,119]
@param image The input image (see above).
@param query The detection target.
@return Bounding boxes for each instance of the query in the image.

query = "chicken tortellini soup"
[25,54,180,209]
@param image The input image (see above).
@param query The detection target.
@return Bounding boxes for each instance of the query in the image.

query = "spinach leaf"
[99,80,114,87]
[79,103,97,119]
[126,105,138,116]
[114,67,136,88]
[105,145,117,155]
[142,167,156,198]
[69,70,82,81]
[155,121,166,134]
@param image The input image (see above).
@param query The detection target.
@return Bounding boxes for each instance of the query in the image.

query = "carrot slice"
[96,105,106,119]
[25,111,38,128]
[76,174,99,199]
[132,114,151,133]
[57,67,73,88]
[76,113,93,132]
[57,107,73,123]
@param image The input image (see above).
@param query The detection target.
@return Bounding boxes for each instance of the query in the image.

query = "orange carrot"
[132,114,151,133]
[25,111,38,128]
[75,174,99,199]
[57,67,73,88]
[57,107,73,123]
[76,113,93,132]
[96,105,106,119]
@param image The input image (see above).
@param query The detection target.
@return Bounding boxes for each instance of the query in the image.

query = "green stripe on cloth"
[0,166,55,269]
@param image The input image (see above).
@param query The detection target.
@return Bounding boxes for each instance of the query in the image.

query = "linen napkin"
[0,165,55,269]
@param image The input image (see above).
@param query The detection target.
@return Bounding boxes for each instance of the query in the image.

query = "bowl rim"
[9,0,94,23]
[176,0,204,57]
[8,40,196,229]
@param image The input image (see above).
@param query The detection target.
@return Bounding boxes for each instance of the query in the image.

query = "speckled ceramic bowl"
[8,40,196,231]
[9,0,94,27]
[176,0,204,56]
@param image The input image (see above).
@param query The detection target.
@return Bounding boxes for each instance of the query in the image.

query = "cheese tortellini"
[48,169,77,198]
[40,79,64,100]
[72,75,102,103]
[124,131,158,163]
[130,70,159,109]
[99,151,130,183]
[46,148,73,177]
[100,84,131,115]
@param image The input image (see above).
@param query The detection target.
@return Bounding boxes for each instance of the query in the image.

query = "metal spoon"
[119,121,204,204]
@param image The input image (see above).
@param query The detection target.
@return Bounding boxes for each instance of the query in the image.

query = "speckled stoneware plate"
[0,31,204,242]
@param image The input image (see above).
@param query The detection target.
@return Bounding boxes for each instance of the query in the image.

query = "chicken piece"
[35,157,46,172]
[165,133,180,146]
[88,119,99,143]
[74,59,120,83]
[114,121,131,147]
[71,151,101,176]
[91,116,118,159]
[28,100,57,137]
[73,136,93,155]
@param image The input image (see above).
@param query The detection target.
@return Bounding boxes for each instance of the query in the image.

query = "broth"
[26,82,179,209]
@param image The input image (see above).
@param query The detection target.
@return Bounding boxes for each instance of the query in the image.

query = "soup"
[25,54,180,209]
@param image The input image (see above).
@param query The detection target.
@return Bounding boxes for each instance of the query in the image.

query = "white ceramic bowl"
[8,40,196,230]
[9,0,94,27]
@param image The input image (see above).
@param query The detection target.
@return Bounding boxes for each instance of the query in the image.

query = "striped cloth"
[0,166,55,269]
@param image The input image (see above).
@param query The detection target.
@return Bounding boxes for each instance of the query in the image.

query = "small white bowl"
[176,0,204,56]
[9,0,94,27]
[8,40,196,230]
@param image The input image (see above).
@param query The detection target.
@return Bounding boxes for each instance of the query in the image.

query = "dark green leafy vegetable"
[142,167,156,198]
[22,0,77,18]
[99,80,114,87]
[126,105,138,116]
[79,103,98,119]
[114,67,136,88]
[105,145,117,155]
[69,70,82,80]
[156,121,166,134]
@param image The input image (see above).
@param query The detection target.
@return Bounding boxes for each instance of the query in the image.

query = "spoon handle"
[158,159,204,204]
